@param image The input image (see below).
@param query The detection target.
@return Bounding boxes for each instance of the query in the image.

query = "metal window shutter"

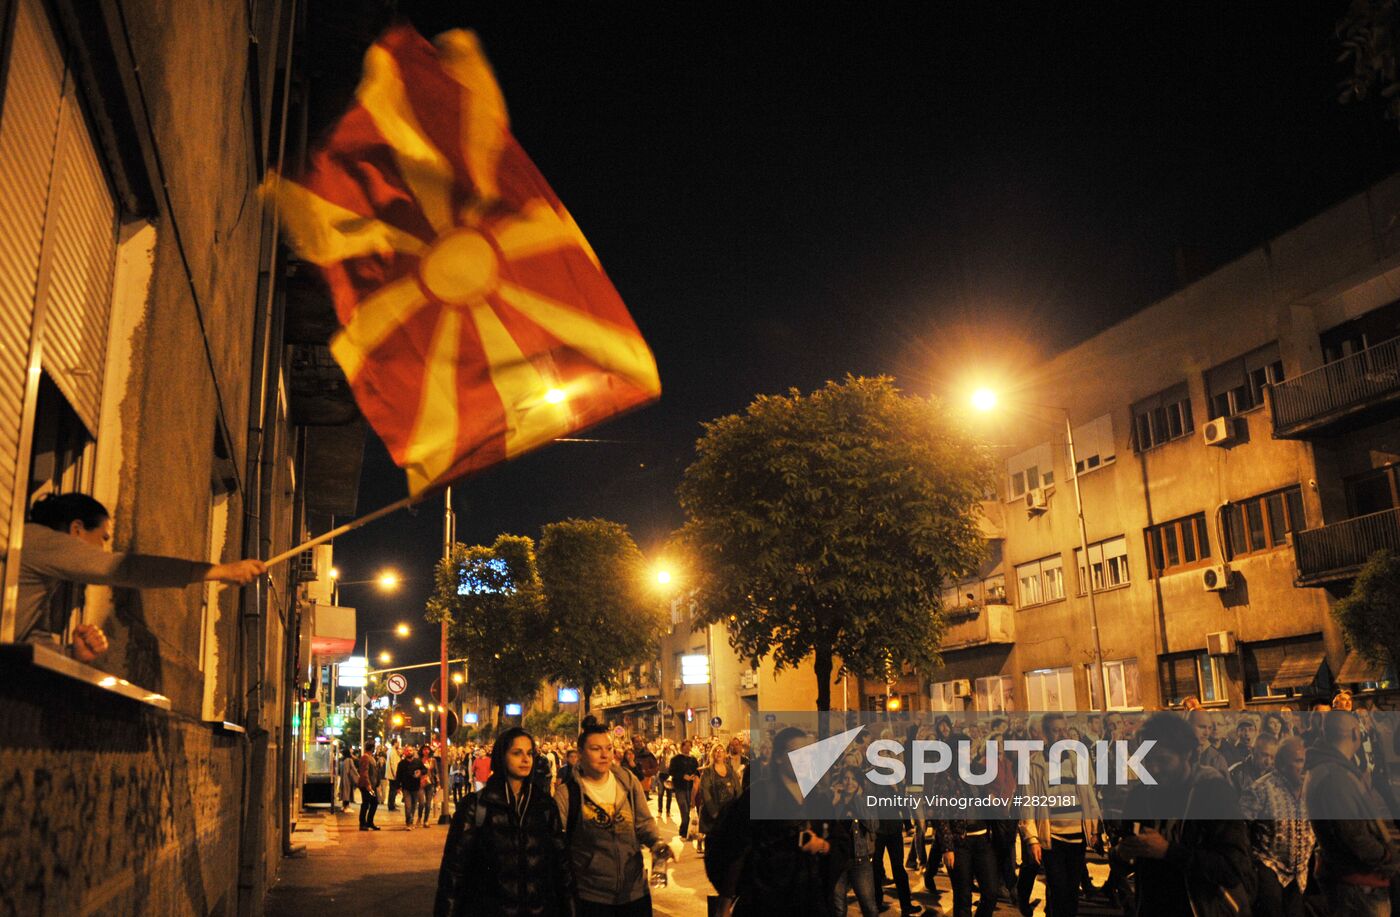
[0,0,65,548]
[40,89,117,435]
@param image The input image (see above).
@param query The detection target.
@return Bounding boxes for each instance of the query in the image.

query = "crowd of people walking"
[328,691,1400,916]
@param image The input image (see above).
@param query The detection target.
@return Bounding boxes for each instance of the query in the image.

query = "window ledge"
[0,642,172,710]
[1076,582,1133,598]
[207,719,246,734]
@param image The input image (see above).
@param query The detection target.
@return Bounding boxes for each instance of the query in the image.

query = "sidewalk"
[265,804,450,916]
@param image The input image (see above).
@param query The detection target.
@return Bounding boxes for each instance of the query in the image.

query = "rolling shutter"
[0,0,66,550]
[42,90,118,435]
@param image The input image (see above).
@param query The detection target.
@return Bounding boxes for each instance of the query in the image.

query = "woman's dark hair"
[30,493,109,532]
[490,727,535,776]
[578,719,609,749]
[1138,711,1198,756]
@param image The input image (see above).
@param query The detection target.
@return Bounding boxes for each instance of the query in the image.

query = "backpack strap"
[566,777,581,841]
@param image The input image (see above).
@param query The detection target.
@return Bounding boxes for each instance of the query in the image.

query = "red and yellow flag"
[269,26,660,494]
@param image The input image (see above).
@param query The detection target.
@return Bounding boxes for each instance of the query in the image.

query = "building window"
[1224,486,1305,559]
[1243,636,1328,701]
[1145,513,1211,577]
[1346,464,1400,517]
[930,681,960,712]
[1087,658,1141,710]
[1068,414,1116,474]
[1024,666,1076,711]
[1015,554,1064,608]
[1074,536,1131,594]
[1132,383,1195,451]
[975,674,1014,712]
[1007,443,1053,500]
[940,573,1008,610]
[1205,342,1284,419]
[1160,651,1229,706]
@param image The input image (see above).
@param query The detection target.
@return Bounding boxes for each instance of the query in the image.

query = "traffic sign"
[710,716,722,728]
[357,690,369,708]
[385,673,407,695]
[430,677,460,705]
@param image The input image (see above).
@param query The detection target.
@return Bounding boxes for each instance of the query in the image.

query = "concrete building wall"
[0,1,309,913]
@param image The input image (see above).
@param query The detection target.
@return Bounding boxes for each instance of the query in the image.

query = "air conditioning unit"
[1202,417,1235,447]
[950,678,973,697]
[1025,488,1049,515]
[1201,564,1232,592]
[1206,630,1236,656]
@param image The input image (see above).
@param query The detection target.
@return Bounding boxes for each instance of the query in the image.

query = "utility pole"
[439,487,455,823]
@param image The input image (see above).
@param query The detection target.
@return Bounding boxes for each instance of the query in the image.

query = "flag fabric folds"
[269,26,660,495]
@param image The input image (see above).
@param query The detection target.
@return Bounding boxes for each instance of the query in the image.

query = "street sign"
[710,716,722,728]
[357,690,369,707]
[385,673,407,695]
[430,677,460,705]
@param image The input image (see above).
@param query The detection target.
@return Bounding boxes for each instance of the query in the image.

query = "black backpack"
[702,786,752,896]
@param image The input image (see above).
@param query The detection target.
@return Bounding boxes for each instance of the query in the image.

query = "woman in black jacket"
[434,727,575,917]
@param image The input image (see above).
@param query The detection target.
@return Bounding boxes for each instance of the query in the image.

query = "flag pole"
[264,494,419,568]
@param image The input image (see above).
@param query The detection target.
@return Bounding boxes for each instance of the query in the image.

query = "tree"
[1333,549,1400,673]
[1338,0,1400,128]
[676,376,994,711]
[427,534,550,726]
[537,518,667,714]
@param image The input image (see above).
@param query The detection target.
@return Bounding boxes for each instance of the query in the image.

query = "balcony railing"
[1294,507,1400,584]
[940,601,1015,650]
[1271,337,1400,437]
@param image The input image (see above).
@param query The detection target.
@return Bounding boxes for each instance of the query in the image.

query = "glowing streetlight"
[544,387,567,404]
[970,387,998,412]
[378,651,392,665]
[452,672,465,685]
[329,567,341,580]
[395,622,410,637]
[377,569,401,591]
[413,696,422,706]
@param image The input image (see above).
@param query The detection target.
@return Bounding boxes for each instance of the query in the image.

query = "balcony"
[940,601,1015,651]
[1294,507,1400,585]
[1270,337,1400,438]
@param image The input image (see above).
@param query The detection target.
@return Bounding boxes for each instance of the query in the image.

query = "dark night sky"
[324,2,1400,690]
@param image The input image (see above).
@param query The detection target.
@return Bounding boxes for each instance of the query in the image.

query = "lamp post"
[971,388,1107,711]
[357,622,411,751]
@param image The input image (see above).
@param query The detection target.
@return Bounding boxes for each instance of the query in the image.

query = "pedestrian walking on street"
[667,739,700,840]
[339,746,358,813]
[385,740,402,811]
[398,746,425,830]
[556,720,671,916]
[434,727,574,917]
[698,743,742,853]
[420,746,439,827]
[358,738,381,830]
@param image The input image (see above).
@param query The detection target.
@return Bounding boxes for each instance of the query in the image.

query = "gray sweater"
[17,523,210,646]
[554,765,659,905]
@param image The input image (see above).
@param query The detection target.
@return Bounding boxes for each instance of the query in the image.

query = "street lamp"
[378,651,393,665]
[971,388,1107,712]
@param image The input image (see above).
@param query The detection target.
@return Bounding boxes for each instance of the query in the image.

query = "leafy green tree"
[427,534,550,724]
[677,376,994,711]
[537,518,667,714]
[1333,549,1400,673]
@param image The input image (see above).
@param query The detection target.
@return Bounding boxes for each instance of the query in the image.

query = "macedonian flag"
[268,26,660,495]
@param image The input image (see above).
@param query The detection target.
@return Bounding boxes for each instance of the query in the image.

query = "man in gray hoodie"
[555,721,668,916]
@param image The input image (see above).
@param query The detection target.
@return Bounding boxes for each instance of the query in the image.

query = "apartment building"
[926,173,1400,714]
